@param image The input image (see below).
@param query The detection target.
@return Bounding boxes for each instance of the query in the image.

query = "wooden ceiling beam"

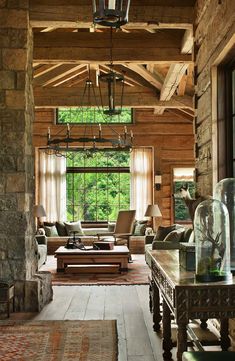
[34,48,192,64]
[181,29,194,54]
[29,1,194,29]
[33,86,193,109]
[123,64,163,90]
[160,63,189,101]
[33,31,183,49]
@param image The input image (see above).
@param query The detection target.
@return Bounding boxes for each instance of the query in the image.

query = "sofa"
[145,224,194,268]
[35,235,47,269]
[40,219,151,255]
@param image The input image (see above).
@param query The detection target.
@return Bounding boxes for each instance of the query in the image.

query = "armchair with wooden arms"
[97,210,136,251]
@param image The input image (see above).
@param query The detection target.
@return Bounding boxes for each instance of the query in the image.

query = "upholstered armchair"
[97,210,136,247]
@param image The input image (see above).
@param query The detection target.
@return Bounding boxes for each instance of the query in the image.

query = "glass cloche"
[214,178,235,273]
[194,199,232,282]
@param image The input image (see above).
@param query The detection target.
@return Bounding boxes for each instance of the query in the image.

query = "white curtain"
[130,148,153,220]
[39,151,66,222]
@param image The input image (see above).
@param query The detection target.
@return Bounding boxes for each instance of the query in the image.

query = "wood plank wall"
[194,0,235,195]
[33,108,195,225]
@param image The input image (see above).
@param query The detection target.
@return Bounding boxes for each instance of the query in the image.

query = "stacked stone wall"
[194,0,235,195]
[0,1,52,312]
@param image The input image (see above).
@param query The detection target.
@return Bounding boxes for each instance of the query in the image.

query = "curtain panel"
[39,151,66,222]
[130,147,153,220]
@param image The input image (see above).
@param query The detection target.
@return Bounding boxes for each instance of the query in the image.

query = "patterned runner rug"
[0,320,117,361]
[41,254,150,285]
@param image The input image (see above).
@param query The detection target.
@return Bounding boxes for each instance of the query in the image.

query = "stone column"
[0,1,52,312]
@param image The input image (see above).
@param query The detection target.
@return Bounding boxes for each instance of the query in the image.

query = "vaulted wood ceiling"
[31,0,196,122]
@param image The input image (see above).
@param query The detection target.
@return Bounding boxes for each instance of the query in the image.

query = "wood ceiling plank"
[30,1,194,29]
[33,47,192,64]
[42,64,87,86]
[160,63,189,101]
[33,85,193,109]
[33,64,79,86]
[33,31,183,49]
[49,67,87,87]
[33,64,62,78]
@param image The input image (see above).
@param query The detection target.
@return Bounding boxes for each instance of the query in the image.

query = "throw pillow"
[44,225,58,237]
[56,221,68,236]
[108,222,116,232]
[154,224,176,241]
[64,221,84,236]
[163,229,185,243]
[133,220,148,236]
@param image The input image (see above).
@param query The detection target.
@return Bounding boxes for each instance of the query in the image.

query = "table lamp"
[33,205,46,229]
[145,204,162,232]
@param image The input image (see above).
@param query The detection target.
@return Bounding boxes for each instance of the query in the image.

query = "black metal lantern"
[92,0,131,28]
[99,70,124,116]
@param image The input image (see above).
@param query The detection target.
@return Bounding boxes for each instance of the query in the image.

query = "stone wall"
[0,1,52,312]
[194,0,235,195]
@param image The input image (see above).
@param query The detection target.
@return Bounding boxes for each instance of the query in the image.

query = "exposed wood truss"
[30,0,196,118]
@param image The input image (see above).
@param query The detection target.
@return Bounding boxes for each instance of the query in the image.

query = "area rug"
[0,320,117,361]
[41,254,150,285]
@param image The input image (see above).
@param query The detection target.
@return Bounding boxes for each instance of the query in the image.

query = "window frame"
[171,165,196,225]
[66,151,130,222]
[217,47,235,180]
[56,107,134,125]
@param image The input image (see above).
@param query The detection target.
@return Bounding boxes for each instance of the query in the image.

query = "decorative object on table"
[179,243,196,271]
[65,232,84,250]
[93,241,114,250]
[194,199,232,282]
[144,204,162,232]
[213,178,235,273]
[33,204,46,229]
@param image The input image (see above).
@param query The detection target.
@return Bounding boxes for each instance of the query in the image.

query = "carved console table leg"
[176,322,188,361]
[220,318,230,350]
[162,299,173,360]
[152,281,162,332]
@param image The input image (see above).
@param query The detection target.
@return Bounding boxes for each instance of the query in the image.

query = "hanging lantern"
[99,70,124,116]
[92,0,131,28]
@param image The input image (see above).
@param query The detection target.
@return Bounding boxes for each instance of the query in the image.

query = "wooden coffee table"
[54,245,129,273]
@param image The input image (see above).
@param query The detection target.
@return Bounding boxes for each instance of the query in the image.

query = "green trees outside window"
[57,108,132,124]
[66,150,130,221]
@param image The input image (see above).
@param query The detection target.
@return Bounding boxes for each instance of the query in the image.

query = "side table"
[0,280,15,318]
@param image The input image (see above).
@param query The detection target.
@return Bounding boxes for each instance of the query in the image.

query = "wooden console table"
[147,249,235,361]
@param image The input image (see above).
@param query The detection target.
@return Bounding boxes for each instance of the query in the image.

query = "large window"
[66,150,130,221]
[172,167,196,224]
[57,107,132,124]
